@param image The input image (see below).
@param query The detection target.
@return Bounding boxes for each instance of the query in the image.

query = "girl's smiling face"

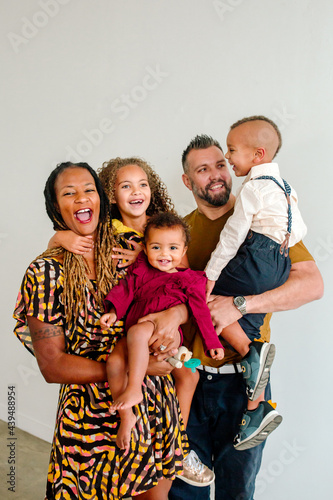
[113,164,151,227]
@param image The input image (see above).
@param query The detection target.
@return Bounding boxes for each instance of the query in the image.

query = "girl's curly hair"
[97,157,175,219]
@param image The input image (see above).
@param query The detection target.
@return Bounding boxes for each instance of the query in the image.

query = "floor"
[0,419,50,500]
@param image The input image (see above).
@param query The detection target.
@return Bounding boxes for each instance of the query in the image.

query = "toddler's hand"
[206,279,216,302]
[209,348,225,361]
[100,312,117,329]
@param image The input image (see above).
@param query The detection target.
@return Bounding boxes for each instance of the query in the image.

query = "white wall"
[1,1,332,498]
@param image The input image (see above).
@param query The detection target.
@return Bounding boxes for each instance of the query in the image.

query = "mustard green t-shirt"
[183,208,314,366]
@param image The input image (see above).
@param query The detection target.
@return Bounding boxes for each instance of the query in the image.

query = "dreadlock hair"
[40,162,118,328]
[143,212,190,247]
[230,115,282,158]
[182,135,224,173]
[97,157,175,219]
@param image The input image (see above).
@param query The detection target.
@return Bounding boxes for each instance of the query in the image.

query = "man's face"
[182,146,232,207]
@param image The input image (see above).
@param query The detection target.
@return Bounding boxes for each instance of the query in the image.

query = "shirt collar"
[243,163,280,183]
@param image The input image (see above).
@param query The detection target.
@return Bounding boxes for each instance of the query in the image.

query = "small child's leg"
[106,337,129,398]
[106,338,136,453]
[220,322,251,357]
[221,322,276,400]
[240,341,276,401]
[247,389,265,410]
[111,321,155,411]
[116,407,137,453]
[172,365,199,428]
[234,400,282,451]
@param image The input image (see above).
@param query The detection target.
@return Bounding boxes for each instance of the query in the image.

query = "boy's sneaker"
[179,450,215,487]
[234,400,283,451]
[241,341,276,401]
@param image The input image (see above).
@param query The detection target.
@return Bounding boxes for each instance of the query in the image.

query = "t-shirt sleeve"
[289,240,314,264]
[13,258,65,355]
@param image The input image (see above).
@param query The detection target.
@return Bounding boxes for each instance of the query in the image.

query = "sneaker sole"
[178,472,215,487]
[234,410,283,451]
[248,343,276,401]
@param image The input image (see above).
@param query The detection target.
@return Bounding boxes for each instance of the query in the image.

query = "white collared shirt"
[205,163,307,280]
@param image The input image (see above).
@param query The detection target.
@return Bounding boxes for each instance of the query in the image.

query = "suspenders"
[254,176,292,256]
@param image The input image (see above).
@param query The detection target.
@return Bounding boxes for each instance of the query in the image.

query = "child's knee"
[127,321,154,342]
[106,348,127,376]
[173,366,199,389]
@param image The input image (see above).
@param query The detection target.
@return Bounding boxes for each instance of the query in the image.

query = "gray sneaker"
[241,342,276,401]
[234,400,283,451]
[179,450,215,487]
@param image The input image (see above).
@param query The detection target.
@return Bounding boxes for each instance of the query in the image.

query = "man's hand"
[207,295,241,335]
[207,260,324,335]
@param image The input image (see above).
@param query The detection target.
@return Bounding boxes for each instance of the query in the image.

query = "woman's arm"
[27,316,107,384]
[208,260,324,334]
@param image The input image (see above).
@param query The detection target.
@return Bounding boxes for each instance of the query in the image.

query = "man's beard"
[192,178,232,207]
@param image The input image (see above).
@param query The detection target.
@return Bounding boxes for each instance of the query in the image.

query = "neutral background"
[1,1,332,498]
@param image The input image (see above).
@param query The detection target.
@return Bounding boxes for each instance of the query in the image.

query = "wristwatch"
[233,296,247,315]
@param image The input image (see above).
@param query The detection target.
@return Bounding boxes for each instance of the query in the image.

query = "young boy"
[205,115,307,450]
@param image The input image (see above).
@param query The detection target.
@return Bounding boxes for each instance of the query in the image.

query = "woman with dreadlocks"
[13,162,189,500]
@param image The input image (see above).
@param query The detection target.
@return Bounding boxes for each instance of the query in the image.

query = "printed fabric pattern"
[13,252,188,499]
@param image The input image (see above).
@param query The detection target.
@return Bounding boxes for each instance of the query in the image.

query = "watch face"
[234,296,245,307]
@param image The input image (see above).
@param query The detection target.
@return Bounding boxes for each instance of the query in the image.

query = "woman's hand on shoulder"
[48,231,94,255]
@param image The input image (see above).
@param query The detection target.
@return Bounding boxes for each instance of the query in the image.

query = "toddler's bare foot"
[110,388,143,411]
[116,411,137,453]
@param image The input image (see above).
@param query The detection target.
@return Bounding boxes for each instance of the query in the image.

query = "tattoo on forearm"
[31,325,63,342]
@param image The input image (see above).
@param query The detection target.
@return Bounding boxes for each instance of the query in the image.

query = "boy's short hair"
[182,135,224,173]
[144,212,190,246]
[230,115,282,157]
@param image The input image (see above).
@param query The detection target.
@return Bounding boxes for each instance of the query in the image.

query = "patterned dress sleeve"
[13,258,65,356]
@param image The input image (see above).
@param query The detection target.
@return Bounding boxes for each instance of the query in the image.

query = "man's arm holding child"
[208,245,323,334]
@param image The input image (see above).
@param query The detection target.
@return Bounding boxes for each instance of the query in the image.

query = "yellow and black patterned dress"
[13,243,188,499]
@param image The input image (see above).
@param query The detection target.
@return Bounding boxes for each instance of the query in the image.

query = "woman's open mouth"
[74,208,93,223]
